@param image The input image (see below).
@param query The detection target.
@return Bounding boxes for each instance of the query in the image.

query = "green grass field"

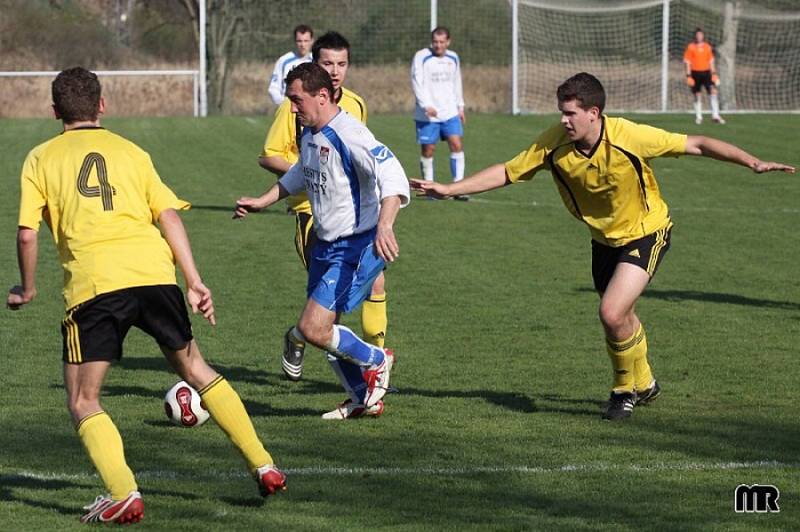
[1,112,798,530]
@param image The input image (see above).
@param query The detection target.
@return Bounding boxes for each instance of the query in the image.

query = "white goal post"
[511,0,800,114]
[0,70,201,117]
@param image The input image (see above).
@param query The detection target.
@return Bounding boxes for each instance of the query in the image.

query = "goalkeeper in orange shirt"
[684,27,724,125]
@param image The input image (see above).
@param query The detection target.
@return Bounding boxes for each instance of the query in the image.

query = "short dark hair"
[285,62,334,102]
[312,31,350,63]
[52,67,101,123]
[431,26,450,39]
[294,24,313,38]
[556,72,606,113]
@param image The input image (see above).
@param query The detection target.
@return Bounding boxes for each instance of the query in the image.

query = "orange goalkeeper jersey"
[683,42,714,72]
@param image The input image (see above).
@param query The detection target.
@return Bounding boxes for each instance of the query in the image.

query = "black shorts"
[591,224,672,293]
[294,212,318,271]
[62,285,193,364]
[690,70,713,94]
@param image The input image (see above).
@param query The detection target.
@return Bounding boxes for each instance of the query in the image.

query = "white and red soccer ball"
[164,381,209,427]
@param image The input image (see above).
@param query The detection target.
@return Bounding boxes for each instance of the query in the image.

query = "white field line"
[5,460,797,482]
[464,196,800,214]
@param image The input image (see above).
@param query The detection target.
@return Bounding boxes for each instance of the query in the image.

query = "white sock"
[450,152,465,182]
[710,94,720,118]
[420,157,434,182]
[693,101,702,120]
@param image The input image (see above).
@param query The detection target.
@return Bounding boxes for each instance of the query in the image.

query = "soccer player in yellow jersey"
[6,68,286,524]
[411,72,794,421]
[259,31,390,393]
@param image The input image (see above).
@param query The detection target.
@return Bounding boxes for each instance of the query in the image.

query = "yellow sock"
[631,325,654,391]
[606,325,646,393]
[77,411,137,500]
[199,376,273,473]
[361,293,387,348]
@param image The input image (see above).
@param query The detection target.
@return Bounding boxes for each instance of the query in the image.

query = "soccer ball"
[164,381,209,427]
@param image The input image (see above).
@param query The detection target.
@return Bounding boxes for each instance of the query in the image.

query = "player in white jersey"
[268,24,313,105]
[411,26,467,199]
[235,63,410,418]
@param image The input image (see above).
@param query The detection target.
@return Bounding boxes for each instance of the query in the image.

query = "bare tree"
[179,0,244,113]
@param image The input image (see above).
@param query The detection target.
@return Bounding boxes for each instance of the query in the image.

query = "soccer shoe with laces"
[636,380,662,406]
[256,464,287,497]
[602,391,637,421]
[364,349,394,408]
[80,491,144,524]
[282,327,305,381]
[322,398,384,420]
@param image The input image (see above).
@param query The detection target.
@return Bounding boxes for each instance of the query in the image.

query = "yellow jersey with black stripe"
[260,86,367,214]
[505,116,687,247]
[18,127,190,309]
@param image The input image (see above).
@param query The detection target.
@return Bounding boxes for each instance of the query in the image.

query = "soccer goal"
[512,0,800,113]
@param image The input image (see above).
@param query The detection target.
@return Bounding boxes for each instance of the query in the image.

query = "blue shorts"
[307,229,384,313]
[415,116,463,145]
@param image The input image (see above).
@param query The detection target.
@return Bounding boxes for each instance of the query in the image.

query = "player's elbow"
[684,135,708,156]
[17,227,37,246]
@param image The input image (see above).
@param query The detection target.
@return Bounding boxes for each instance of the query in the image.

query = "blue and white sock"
[450,151,465,182]
[327,353,367,404]
[326,325,384,367]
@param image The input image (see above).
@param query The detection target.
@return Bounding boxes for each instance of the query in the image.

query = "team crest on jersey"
[370,145,394,164]
[320,146,330,164]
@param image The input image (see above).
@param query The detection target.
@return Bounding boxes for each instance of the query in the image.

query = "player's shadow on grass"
[0,475,82,516]
[576,286,800,310]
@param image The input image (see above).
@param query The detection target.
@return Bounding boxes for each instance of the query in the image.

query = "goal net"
[515,0,800,113]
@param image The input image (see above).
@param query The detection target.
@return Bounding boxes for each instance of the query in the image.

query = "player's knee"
[421,145,435,158]
[598,304,627,333]
[67,394,101,420]
[297,320,329,348]
[449,139,463,152]
[371,274,385,295]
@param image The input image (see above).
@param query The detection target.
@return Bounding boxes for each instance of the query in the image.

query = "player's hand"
[410,178,451,200]
[686,75,695,87]
[186,280,216,326]
[6,285,36,310]
[233,197,265,219]
[751,161,796,174]
[425,106,438,118]
[711,73,720,86]
[459,109,466,125]
[375,224,399,263]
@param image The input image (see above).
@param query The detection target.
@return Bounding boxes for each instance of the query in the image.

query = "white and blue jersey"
[279,110,410,242]
[411,47,464,123]
[268,50,312,105]
[279,110,410,313]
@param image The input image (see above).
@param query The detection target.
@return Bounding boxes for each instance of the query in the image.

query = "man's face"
[695,31,705,44]
[431,32,450,56]
[295,32,313,56]
[558,99,599,143]
[315,48,349,92]
[287,78,327,128]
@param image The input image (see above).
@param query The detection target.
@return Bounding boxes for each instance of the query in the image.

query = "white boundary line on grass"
[7,460,797,482]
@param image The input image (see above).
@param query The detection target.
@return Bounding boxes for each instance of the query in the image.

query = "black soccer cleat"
[281,327,305,381]
[602,391,636,421]
[636,380,661,406]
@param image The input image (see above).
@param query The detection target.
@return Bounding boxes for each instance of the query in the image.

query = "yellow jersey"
[260,87,367,213]
[18,127,190,309]
[505,117,687,247]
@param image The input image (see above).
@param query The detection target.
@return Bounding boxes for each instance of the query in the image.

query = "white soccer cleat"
[322,398,384,420]
[712,116,726,124]
[364,349,394,408]
[80,490,144,524]
[695,116,703,125]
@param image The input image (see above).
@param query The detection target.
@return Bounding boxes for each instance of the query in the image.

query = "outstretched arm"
[7,227,38,310]
[410,163,511,199]
[159,209,216,325]
[234,182,291,219]
[685,136,796,174]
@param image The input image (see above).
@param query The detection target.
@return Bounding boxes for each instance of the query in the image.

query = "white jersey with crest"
[279,110,410,242]
[268,50,312,105]
[411,47,464,123]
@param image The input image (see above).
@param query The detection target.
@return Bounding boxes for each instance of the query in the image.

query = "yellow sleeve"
[626,121,687,159]
[504,124,564,183]
[143,154,190,219]
[261,99,298,162]
[18,149,47,231]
